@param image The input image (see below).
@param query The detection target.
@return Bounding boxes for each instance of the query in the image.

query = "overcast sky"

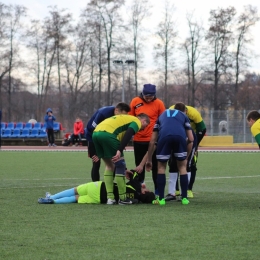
[2,0,260,73]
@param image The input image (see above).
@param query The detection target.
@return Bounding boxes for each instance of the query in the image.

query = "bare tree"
[183,12,204,106]
[0,3,10,110]
[233,5,260,109]
[153,0,177,108]
[45,6,72,122]
[2,4,26,121]
[64,19,93,122]
[129,0,152,95]
[205,6,236,110]
[88,0,125,105]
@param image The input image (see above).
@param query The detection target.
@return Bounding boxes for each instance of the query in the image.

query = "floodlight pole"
[113,60,135,102]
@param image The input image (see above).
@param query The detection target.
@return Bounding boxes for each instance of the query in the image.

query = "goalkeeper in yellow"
[38,170,155,204]
[246,110,260,149]
[166,104,206,200]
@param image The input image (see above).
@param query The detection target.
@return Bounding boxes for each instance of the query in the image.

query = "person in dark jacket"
[44,108,56,147]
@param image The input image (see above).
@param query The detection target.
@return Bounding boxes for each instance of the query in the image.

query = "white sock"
[187,172,191,184]
[168,172,178,195]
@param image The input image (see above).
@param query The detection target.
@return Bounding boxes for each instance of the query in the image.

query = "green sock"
[115,174,126,200]
[104,169,114,199]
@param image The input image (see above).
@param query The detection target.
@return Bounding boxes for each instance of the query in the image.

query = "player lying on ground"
[38,170,155,205]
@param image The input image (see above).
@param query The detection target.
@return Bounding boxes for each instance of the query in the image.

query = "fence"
[199,110,256,144]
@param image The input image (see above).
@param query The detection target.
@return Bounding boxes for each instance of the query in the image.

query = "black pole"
[0,110,2,149]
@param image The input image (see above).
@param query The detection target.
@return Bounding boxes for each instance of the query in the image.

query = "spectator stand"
[0,121,64,146]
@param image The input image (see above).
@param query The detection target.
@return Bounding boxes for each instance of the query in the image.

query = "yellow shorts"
[77,181,102,204]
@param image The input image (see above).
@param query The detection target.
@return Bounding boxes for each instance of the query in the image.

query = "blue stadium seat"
[53,122,60,131]
[1,122,7,130]
[1,128,5,137]
[42,123,47,131]
[23,122,33,131]
[29,129,40,138]
[15,122,24,130]
[38,129,47,138]
[2,129,12,138]
[11,129,22,138]
[6,122,16,131]
[20,129,30,138]
[33,122,42,130]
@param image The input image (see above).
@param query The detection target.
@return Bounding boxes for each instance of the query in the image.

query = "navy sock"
[157,174,166,200]
[180,174,188,199]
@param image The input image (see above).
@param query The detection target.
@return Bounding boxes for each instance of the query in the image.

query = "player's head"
[139,191,156,203]
[246,110,260,126]
[114,102,130,115]
[137,113,150,130]
[142,84,156,103]
[174,102,187,113]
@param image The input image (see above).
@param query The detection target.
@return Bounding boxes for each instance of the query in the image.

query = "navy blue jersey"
[154,109,192,139]
[86,106,115,141]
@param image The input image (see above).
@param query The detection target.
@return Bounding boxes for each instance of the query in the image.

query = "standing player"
[129,84,165,194]
[246,110,260,148]
[85,103,130,181]
[92,113,150,205]
[169,104,206,198]
[146,103,194,205]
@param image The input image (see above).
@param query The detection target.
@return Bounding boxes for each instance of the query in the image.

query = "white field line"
[1,175,260,190]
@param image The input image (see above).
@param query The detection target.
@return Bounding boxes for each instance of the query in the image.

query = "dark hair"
[246,110,260,121]
[137,113,150,125]
[139,191,155,203]
[174,102,186,112]
[115,102,131,113]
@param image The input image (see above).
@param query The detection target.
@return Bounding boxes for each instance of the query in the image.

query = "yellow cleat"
[187,190,194,198]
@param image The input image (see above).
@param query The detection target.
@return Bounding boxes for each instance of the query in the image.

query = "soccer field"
[0,151,259,260]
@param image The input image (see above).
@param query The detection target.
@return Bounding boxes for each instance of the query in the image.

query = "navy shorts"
[156,135,187,162]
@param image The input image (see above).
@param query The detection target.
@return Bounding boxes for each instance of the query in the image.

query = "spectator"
[85,102,130,181]
[129,83,165,195]
[70,117,84,146]
[44,108,56,147]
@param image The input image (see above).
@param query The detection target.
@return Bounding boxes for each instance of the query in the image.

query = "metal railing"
[199,110,256,144]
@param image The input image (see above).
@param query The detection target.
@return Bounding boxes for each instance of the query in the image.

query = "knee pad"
[114,160,126,175]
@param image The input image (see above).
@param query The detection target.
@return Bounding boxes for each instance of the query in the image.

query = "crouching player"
[38,170,155,205]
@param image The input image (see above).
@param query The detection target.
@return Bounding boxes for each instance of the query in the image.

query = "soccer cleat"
[175,190,180,196]
[38,197,54,204]
[165,194,177,201]
[152,198,166,205]
[107,198,117,205]
[187,190,194,198]
[118,198,138,205]
[181,198,190,205]
[45,192,51,199]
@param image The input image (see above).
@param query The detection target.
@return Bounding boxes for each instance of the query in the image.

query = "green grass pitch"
[0,150,259,259]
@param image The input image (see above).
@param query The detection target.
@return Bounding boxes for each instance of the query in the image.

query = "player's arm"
[186,129,194,158]
[135,144,156,173]
[112,127,135,162]
[91,113,103,131]
[145,131,158,172]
